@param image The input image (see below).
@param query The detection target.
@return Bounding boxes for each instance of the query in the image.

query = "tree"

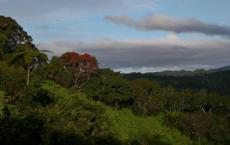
[0,61,26,97]
[59,52,98,88]
[37,56,74,88]
[131,79,161,96]
[0,16,48,86]
[0,33,7,59]
[0,16,32,55]
[9,43,48,85]
[83,69,135,108]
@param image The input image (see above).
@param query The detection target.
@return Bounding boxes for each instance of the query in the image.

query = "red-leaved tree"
[59,52,98,88]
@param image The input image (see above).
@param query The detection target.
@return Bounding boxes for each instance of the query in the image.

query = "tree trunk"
[79,74,91,89]
[26,65,30,86]
[74,72,81,88]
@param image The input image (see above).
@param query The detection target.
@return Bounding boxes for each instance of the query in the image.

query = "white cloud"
[114,64,214,73]
[106,14,230,36]
[39,35,230,72]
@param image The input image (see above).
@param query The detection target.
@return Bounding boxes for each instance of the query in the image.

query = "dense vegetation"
[124,71,230,95]
[0,15,229,145]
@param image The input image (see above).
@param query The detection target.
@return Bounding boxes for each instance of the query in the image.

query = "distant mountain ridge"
[210,65,230,72]
[124,68,230,95]
[145,65,230,77]
[153,69,207,76]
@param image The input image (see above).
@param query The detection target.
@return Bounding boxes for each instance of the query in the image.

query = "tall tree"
[59,52,98,88]
[0,16,48,86]
[0,16,32,55]
[9,43,48,85]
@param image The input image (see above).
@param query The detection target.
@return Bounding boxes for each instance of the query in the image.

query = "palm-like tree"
[9,43,48,85]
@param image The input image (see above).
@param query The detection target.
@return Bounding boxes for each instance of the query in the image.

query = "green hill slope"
[105,107,192,145]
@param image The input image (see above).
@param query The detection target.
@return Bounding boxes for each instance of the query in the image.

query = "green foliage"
[9,43,46,66]
[19,81,115,145]
[0,33,7,58]
[124,71,230,95]
[164,112,230,145]
[0,90,18,119]
[9,43,48,85]
[131,79,161,96]
[36,56,74,87]
[105,107,192,145]
[84,69,135,108]
[0,16,47,86]
[130,79,164,115]
[0,61,26,96]
[0,114,45,145]
[0,15,32,54]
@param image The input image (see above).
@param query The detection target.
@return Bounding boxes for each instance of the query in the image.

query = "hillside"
[0,16,229,145]
[124,70,230,95]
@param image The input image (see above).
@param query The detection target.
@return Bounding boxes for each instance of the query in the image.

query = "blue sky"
[1,0,230,72]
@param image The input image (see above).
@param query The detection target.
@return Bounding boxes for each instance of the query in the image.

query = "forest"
[0,15,230,145]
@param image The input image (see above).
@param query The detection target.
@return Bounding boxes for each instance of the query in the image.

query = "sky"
[0,0,230,73]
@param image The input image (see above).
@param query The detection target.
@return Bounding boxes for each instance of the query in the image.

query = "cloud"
[105,14,230,36]
[39,35,230,72]
[114,65,213,73]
